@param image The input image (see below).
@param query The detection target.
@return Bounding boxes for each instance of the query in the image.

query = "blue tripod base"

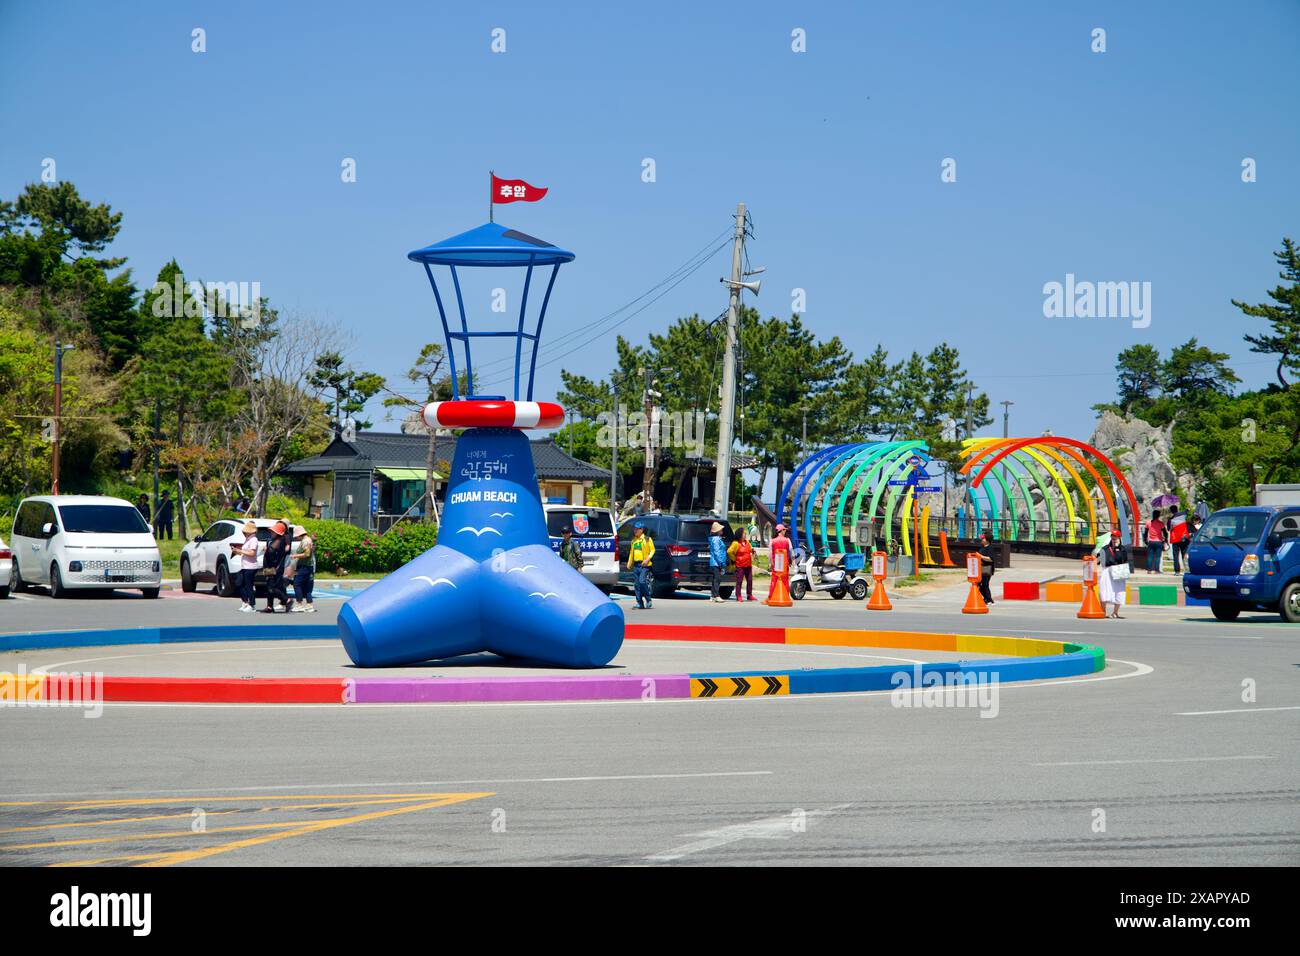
[336,427,625,668]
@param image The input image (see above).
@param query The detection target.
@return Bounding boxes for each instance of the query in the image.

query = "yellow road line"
[0,810,239,835]
[138,792,493,867]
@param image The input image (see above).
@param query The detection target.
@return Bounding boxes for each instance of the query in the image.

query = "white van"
[10,495,163,598]
[544,503,618,592]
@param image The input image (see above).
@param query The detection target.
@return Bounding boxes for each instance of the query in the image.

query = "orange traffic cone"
[866,550,892,611]
[765,540,793,607]
[962,552,989,614]
[1077,555,1106,620]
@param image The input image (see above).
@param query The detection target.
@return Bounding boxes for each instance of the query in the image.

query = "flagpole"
[489,170,493,223]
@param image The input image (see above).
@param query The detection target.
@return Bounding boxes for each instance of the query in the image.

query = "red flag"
[492,174,548,204]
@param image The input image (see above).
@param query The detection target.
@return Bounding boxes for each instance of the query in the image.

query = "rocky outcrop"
[1089,410,1193,507]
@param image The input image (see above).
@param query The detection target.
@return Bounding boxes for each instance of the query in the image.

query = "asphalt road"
[1,578,1297,866]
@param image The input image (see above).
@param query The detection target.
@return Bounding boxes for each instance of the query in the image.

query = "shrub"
[301,518,437,575]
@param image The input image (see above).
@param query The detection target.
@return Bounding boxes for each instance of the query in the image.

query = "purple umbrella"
[1150,494,1180,509]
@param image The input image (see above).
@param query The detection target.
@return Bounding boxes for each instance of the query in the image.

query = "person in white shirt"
[235,520,261,612]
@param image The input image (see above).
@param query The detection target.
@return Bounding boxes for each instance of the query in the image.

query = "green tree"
[1114,343,1163,413]
[1161,337,1238,402]
[1236,237,1300,387]
[309,351,385,432]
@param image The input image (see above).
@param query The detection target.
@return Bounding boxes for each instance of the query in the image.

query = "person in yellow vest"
[626,521,656,609]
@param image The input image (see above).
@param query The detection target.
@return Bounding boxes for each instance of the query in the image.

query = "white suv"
[10,495,163,598]
[1,533,13,599]
[179,518,280,597]
[544,504,618,592]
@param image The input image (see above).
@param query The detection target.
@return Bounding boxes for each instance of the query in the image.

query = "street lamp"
[51,339,76,494]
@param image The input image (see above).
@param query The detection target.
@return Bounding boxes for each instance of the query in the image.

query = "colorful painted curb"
[0,623,1104,705]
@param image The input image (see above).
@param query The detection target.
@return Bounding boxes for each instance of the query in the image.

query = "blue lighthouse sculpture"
[337,223,625,668]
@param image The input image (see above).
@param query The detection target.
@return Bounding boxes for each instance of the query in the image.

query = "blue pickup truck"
[1183,506,1300,621]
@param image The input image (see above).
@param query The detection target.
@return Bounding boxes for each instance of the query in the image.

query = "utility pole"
[567,407,574,456]
[152,399,161,521]
[713,202,747,518]
[965,382,975,440]
[1000,400,1014,438]
[801,409,807,455]
[640,367,661,506]
[608,380,620,510]
[51,338,75,494]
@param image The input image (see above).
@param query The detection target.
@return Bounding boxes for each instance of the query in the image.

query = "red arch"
[965,438,1141,548]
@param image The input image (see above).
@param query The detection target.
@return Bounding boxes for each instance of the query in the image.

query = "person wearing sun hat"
[234,520,261,612]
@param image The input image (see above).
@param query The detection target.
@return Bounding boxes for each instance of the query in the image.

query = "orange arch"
[960,437,1140,548]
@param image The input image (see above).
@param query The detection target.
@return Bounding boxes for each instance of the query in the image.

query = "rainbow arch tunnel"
[958,437,1141,549]
[777,441,957,555]
[775,437,1141,556]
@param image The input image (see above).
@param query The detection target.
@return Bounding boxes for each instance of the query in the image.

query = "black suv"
[617,513,735,599]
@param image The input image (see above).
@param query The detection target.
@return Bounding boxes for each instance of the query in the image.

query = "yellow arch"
[964,439,1080,542]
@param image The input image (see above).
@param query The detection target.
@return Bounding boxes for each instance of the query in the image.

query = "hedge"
[302,519,438,575]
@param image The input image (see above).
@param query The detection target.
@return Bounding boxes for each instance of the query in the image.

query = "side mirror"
[41,522,54,537]
[192,536,203,544]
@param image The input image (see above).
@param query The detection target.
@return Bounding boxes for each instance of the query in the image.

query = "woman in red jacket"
[730,528,756,602]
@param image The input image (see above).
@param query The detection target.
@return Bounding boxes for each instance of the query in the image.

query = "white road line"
[34,645,341,671]
[644,804,852,862]
[0,770,775,801]
[1033,755,1276,767]
[1176,705,1300,716]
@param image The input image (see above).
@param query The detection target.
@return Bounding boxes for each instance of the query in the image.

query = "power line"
[476,235,732,392]
[468,226,732,377]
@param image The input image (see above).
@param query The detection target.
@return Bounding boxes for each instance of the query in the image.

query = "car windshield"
[1195,512,1267,546]
[547,511,613,536]
[57,504,151,534]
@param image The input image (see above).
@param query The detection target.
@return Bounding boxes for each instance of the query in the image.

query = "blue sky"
[3,0,1298,463]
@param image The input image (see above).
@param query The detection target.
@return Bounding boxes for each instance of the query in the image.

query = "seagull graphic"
[528,591,558,600]
[411,576,457,589]
[506,565,537,574]
[457,526,502,537]
[489,512,513,518]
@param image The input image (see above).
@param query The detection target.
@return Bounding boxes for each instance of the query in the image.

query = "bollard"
[765,539,793,607]
[938,530,957,567]
[961,551,989,614]
[1077,555,1106,619]
[866,550,892,611]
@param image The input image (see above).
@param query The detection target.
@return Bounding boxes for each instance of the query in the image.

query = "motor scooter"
[789,548,869,601]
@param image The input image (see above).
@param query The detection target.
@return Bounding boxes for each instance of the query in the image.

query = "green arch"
[826,442,911,552]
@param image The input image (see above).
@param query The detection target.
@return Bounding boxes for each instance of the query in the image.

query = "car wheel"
[180,556,195,593]
[720,586,734,600]
[13,562,29,593]
[1210,600,1241,622]
[1279,583,1300,623]
[141,588,160,599]
[790,579,808,601]
[216,559,234,597]
[49,563,66,599]
[849,578,870,601]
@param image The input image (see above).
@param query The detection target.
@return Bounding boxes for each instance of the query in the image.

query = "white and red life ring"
[421,400,565,430]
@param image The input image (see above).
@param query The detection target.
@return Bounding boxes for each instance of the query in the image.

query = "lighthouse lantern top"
[407,222,574,402]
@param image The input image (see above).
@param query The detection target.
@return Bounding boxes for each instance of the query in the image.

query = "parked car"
[1,534,13,599]
[616,513,734,599]
[1183,505,1300,622]
[9,495,162,598]
[544,503,618,592]
[179,518,281,596]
